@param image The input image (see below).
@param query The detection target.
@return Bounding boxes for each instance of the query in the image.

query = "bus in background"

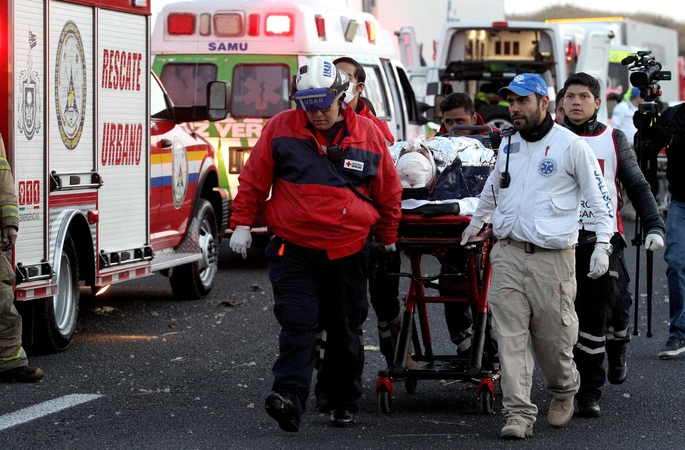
[151,0,426,228]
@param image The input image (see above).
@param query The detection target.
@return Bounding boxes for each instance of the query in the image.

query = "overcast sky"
[502,0,685,24]
[151,0,685,30]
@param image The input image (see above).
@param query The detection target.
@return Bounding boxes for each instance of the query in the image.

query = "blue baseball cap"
[498,73,549,97]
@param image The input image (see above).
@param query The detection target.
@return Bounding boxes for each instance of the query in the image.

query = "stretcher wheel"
[405,376,417,395]
[478,386,496,415]
[377,386,392,413]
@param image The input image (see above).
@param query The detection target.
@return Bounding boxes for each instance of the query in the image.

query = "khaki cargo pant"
[488,239,580,426]
[0,254,26,372]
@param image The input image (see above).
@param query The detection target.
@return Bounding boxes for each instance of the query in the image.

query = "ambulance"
[1,0,230,352]
[151,0,426,224]
[419,21,611,127]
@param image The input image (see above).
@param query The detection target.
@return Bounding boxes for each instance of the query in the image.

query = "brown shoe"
[548,395,574,427]
[0,366,44,383]
[500,419,533,439]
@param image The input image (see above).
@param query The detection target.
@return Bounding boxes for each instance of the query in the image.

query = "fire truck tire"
[32,233,80,353]
[170,199,219,299]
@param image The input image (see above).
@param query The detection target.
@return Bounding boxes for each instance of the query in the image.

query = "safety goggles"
[293,88,337,112]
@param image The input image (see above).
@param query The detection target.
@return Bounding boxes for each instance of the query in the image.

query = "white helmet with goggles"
[292,57,350,112]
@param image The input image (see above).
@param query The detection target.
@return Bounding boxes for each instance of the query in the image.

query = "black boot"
[576,396,601,418]
[606,339,628,385]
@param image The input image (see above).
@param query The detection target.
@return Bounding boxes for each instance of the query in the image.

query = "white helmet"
[292,57,349,111]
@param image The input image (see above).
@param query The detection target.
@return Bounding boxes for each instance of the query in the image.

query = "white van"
[151,0,426,220]
[412,21,611,127]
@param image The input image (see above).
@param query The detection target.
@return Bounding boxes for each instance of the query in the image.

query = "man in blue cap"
[461,73,615,439]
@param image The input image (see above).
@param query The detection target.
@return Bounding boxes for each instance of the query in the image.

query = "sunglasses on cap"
[293,88,338,112]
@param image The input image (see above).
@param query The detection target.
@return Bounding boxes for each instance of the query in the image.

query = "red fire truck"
[1,0,230,352]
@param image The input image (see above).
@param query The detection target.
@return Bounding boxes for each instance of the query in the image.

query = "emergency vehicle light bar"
[214,12,243,37]
[315,15,326,39]
[265,13,294,36]
[365,21,375,43]
[343,18,358,42]
[165,10,379,41]
[168,13,195,35]
[248,14,260,36]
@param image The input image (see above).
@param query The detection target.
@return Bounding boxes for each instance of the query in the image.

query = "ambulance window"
[362,66,389,119]
[151,74,171,120]
[160,63,218,107]
[231,64,290,118]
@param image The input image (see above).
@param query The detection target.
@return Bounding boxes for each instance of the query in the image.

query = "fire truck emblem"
[54,21,87,149]
[17,30,42,141]
[172,137,189,209]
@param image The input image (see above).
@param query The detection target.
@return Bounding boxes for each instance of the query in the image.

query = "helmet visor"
[293,88,336,111]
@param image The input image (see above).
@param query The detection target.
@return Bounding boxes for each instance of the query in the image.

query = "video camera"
[621,50,671,100]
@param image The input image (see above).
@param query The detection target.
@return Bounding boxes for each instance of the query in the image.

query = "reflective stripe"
[574,342,605,355]
[607,325,630,339]
[579,330,606,342]
[0,347,26,363]
[1,204,18,219]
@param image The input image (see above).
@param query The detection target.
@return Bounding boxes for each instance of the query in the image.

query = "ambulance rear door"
[576,29,612,123]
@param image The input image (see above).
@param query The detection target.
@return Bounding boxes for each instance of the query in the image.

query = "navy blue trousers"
[267,236,369,416]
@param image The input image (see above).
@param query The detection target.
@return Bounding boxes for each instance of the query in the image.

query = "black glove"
[488,130,502,149]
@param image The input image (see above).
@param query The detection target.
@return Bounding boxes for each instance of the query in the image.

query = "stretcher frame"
[375,214,500,414]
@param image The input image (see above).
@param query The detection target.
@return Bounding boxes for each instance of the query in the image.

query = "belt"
[502,238,562,254]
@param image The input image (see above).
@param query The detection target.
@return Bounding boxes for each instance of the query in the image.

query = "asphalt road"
[2,223,684,449]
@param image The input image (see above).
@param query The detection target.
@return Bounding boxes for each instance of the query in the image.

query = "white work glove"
[229,226,252,259]
[645,233,664,252]
[384,243,397,253]
[588,247,610,279]
[460,222,482,246]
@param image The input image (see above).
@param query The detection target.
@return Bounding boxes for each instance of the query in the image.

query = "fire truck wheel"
[31,233,80,353]
[479,104,513,130]
[170,199,219,299]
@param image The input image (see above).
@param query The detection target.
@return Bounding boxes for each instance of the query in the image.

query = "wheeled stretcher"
[375,214,500,414]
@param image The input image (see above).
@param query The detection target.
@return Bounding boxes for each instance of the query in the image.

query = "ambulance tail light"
[365,21,375,44]
[565,40,577,62]
[492,21,509,29]
[248,14,260,36]
[315,15,326,40]
[265,13,294,37]
[167,13,196,35]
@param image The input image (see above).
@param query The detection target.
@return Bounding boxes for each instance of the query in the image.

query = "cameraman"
[638,100,685,359]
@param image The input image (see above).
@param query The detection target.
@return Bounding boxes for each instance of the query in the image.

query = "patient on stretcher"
[390,135,496,216]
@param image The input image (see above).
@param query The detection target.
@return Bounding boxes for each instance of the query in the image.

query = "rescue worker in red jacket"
[229,57,402,431]
[329,56,410,375]
[333,56,395,145]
